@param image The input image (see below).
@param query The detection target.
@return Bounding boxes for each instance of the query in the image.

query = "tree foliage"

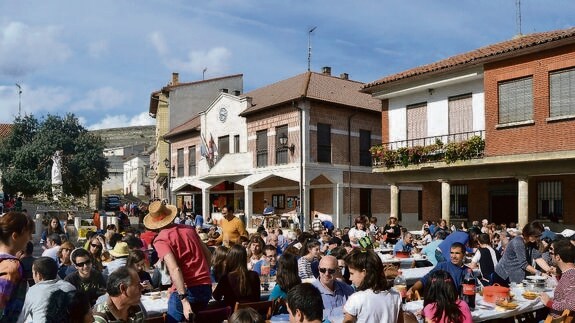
[0,114,109,197]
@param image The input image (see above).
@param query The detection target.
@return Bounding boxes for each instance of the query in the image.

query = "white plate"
[525,275,546,281]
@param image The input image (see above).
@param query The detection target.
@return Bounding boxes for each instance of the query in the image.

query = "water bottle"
[260,258,270,291]
[461,269,476,311]
[393,270,407,303]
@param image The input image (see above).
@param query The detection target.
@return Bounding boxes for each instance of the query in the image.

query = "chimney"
[340,73,349,80]
[171,72,179,85]
[220,88,229,93]
[321,66,331,75]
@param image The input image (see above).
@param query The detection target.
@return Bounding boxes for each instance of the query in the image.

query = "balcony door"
[448,94,473,142]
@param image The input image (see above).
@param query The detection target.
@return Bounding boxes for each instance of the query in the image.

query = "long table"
[403,287,552,322]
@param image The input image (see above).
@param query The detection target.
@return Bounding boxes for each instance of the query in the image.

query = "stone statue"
[51,150,63,185]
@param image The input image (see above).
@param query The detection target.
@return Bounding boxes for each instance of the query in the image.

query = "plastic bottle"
[260,258,270,291]
[393,270,407,303]
[461,268,476,311]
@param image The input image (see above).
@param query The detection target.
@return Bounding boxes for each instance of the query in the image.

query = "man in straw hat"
[144,201,212,322]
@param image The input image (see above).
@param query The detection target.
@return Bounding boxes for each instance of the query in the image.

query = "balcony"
[371,130,485,169]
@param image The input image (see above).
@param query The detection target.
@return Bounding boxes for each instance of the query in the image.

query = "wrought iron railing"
[371,130,485,168]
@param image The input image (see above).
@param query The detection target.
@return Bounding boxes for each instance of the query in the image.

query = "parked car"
[104,195,121,211]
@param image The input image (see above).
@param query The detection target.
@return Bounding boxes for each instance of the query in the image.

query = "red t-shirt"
[153,224,211,287]
[140,230,157,247]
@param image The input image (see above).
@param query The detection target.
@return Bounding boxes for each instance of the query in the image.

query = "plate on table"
[525,275,546,281]
[522,291,538,300]
[495,299,519,310]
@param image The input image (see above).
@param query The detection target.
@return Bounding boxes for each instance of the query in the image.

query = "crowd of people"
[0,203,574,322]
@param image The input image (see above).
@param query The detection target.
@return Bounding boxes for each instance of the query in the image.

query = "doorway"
[490,192,518,225]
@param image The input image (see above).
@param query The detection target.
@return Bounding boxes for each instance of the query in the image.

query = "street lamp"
[279,134,295,155]
[163,158,170,203]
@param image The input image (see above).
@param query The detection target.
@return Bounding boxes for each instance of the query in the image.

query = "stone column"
[390,184,399,220]
[518,177,529,230]
[202,188,210,223]
[244,187,253,228]
[334,183,344,229]
[441,180,451,223]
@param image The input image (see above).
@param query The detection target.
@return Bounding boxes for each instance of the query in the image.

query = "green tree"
[0,114,109,197]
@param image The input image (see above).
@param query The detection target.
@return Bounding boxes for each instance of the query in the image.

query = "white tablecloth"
[141,294,169,315]
[403,287,552,322]
[401,266,434,285]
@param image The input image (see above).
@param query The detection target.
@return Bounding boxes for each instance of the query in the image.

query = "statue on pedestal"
[51,150,63,199]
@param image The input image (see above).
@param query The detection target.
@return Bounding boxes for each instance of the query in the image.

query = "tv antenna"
[516,0,522,36]
[307,26,317,71]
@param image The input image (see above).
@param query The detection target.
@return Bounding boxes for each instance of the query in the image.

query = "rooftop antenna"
[307,26,317,71]
[15,83,22,117]
[516,0,522,37]
[202,67,207,80]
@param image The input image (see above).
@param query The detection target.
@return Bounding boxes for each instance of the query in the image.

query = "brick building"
[159,68,420,229]
[364,27,575,230]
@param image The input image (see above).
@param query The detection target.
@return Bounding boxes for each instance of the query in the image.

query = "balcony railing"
[371,130,485,169]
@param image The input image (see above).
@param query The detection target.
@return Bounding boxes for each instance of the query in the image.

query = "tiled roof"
[163,114,201,139]
[364,27,575,91]
[241,72,381,115]
[0,124,12,138]
[162,74,243,92]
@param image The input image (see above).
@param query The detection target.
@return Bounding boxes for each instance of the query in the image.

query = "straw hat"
[144,201,178,230]
[109,242,130,258]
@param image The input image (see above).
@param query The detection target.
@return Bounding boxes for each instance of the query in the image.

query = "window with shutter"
[177,148,184,177]
[407,103,427,146]
[317,123,331,163]
[448,94,473,142]
[498,77,533,124]
[256,130,268,167]
[550,68,575,118]
[188,146,196,176]
[359,130,371,166]
[218,135,229,158]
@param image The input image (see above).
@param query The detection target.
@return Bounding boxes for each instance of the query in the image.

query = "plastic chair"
[544,309,572,323]
[234,300,274,320]
[196,306,232,323]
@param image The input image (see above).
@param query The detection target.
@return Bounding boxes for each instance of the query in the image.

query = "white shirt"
[41,246,60,263]
[344,289,402,323]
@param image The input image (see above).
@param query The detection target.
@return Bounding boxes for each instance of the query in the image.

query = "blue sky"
[0,0,573,129]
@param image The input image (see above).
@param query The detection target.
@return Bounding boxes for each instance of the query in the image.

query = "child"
[343,248,402,322]
[422,270,472,323]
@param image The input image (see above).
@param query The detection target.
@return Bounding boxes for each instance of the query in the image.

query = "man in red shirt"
[144,201,212,322]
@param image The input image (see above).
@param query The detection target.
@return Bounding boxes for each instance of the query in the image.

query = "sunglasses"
[91,244,102,249]
[75,260,92,267]
[319,268,337,275]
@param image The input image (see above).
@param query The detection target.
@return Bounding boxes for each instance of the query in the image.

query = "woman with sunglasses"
[57,241,77,279]
[64,248,106,306]
[86,235,106,272]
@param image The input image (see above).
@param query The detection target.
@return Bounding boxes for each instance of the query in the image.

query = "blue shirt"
[311,278,354,310]
[393,239,413,255]
[437,231,469,261]
[252,260,277,276]
[421,239,443,266]
[194,215,204,228]
[421,261,471,293]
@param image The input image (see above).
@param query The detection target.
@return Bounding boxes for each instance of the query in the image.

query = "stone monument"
[51,150,63,200]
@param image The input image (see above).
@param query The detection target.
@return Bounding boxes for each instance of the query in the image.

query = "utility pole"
[307,27,317,71]
[202,67,207,80]
[15,83,22,116]
[516,0,522,36]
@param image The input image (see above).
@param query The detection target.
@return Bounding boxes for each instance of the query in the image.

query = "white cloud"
[0,21,71,77]
[167,47,232,75]
[148,31,169,56]
[0,84,72,122]
[70,86,129,112]
[87,112,155,130]
[88,40,109,58]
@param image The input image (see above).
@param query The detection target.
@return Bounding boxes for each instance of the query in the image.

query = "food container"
[522,277,546,292]
[395,251,410,258]
[482,284,510,303]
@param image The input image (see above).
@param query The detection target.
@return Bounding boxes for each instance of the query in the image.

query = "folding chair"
[234,300,274,320]
[544,309,572,323]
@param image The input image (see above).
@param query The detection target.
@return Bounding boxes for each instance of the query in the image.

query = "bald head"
[319,255,337,268]
[318,255,339,289]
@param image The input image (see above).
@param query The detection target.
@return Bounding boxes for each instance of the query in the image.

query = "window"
[317,123,331,163]
[234,135,240,153]
[218,135,229,158]
[498,77,533,124]
[360,188,372,217]
[256,130,268,167]
[450,185,468,218]
[188,146,196,176]
[177,148,184,177]
[537,181,562,219]
[275,125,288,165]
[448,94,473,142]
[359,130,371,166]
[407,103,427,146]
[550,68,575,118]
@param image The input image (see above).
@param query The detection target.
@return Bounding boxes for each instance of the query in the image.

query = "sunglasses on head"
[319,268,336,275]
[75,260,92,267]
